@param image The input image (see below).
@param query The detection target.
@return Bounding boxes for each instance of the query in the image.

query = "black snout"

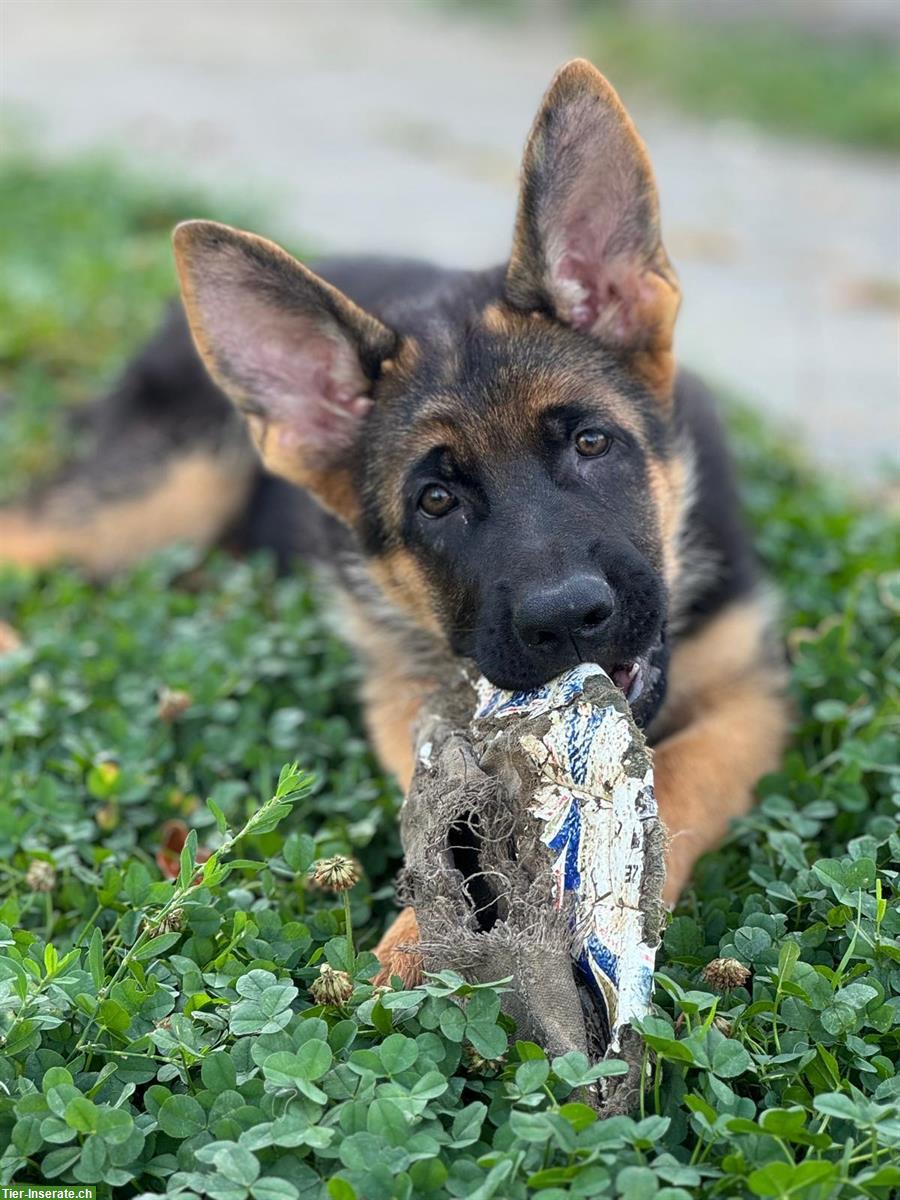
[514,573,614,657]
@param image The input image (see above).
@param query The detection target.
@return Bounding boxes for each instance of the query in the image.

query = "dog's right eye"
[417,483,457,518]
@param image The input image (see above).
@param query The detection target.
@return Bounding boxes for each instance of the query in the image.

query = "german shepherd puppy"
[0,61,788,981]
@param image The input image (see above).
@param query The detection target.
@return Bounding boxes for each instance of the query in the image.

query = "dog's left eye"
[417,483,457,518]
[574,429,612,457]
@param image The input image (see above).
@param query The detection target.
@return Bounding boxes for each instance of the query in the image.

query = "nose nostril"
[515,575,613,655]
[581,605,610,630]
[526,628,558,649]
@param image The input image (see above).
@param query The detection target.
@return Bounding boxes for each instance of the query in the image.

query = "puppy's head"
[174,60,685,726]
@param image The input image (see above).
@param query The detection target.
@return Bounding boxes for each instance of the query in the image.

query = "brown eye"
[418,483,457,518]
[575,429,612,457]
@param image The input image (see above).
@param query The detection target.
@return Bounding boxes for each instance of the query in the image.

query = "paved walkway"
[3,0,898,478]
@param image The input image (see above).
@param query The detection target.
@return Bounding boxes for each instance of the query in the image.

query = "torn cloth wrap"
[399,663,666,1110]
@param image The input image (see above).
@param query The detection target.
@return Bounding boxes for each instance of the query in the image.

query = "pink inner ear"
[549,206,639,345]
[541,117,654,346]
[212,296,373,455]
[554,252,635,343]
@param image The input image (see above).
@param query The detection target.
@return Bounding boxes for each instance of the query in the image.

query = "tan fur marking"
[0,621,24,654]
[646,451,691,592]
[373,906,423,987]
[362,670,428,791]
[662,598,780,730]
[368,549,445,640]
[481,302,515,335]
[245,414,360,526]
[0,452,250,576]
[390,334,422,374]
[655,674,787,903]
[335,587,438,787]
[349,594,430,986]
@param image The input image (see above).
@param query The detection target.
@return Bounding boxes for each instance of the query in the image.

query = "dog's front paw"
[373,905,424,988]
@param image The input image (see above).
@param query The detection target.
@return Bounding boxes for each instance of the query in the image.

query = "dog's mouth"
[605,633,666,714]
[609,654,653,705]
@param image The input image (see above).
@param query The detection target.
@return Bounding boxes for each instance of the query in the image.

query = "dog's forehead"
[373,316,647,473]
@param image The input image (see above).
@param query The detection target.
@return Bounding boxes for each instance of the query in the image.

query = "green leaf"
[552,1050,629,1088]
[515,1058,550,1094]
[409,1158,449,1192]
[133,931,181,960]
[378,1032,418,1074]
[207,795,229,835]
[95,1107,134,1145]
[283,832,316,873]
[88,927,104,989]
[97,998,132,1034]
[156,1094,207,1139]
[13,1115,45,1155]
[559,1101,598,1133]
[711,1039,753,1079]
[41,1147,82,1178]
[262,1041,332,1087]
[635,1018,695,1064]
[616,1166,659,1200]
[74,1133,108,1183]
[509,1108,553,1143]
[202,1051,238,1093]
[748,1161,837,1197]
[812,1092,863,1122]
[64,1096,99,1133]
[179,828,198,888]
[449,1101,487,1147]
[230,971,298,1036]
[214,1145,260,1187]
[438,1004,467,1041]
[338,1132,385,1172]
[366,1097,409,1144]
[776,939,800,978]
[252,1180,301,1200]
[295,1038,333,1079]
[813,856,877,899]
[466,1020,507,1060]
[42,1067,74,1093]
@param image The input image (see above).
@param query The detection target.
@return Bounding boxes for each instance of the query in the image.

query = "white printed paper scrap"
[475,662,658,1049]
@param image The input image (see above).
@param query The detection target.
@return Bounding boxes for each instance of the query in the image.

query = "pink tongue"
[611,664,634,690]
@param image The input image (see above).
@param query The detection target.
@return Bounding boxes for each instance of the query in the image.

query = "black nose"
[514,574,615,654]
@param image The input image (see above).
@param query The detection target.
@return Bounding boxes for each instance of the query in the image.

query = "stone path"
[3,0,898,478]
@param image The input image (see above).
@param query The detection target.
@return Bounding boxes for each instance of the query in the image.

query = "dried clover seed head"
[311,963,353,1005]
[702,957,750,991]
[145,909,184,938]
[158,687,192,723]
[95,803,120,831]
[463,1044,506,1075]
[26,860,57,893]
[310,855,360,892]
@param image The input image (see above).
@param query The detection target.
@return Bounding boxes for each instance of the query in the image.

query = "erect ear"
[173,220,396,524]
[505,59,680,397]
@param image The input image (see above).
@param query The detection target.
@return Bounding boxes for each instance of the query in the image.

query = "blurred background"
[2,0,898,481]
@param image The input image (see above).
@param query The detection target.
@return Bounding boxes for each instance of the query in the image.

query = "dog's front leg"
[360,665,428,987]
[653,678,787,903]
[373,906,423,987]
[651,600,789,905]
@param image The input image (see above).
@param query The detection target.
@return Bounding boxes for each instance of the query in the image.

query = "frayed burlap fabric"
[398,663,666,1114]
